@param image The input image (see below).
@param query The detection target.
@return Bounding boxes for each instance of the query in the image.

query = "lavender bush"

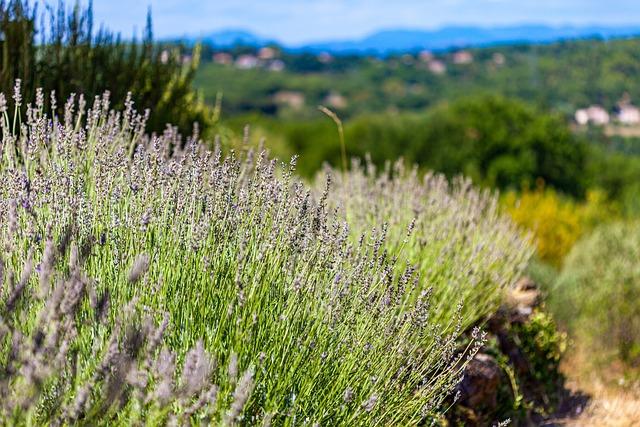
[319,158,533,331]
[0,86,532,425]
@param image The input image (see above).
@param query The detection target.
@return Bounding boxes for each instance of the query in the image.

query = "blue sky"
[91,0,640,44]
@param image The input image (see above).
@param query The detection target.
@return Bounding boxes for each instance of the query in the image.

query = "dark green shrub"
[0,0,210,134]
[511,310,567,403]
[406,96,587,196]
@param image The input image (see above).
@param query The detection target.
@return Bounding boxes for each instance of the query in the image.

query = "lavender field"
[1,0,640,425]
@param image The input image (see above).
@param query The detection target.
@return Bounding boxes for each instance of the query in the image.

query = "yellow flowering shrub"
[502,187,614,266]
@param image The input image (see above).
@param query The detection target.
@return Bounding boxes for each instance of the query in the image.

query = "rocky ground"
[449,278,589,426]
[447,277,640,427]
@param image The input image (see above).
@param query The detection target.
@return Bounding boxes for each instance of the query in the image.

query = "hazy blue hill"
[173,29,273,47]
[302,25,640,53]
[180,24,640,53]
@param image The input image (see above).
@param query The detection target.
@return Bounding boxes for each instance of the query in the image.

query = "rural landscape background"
[0,0,639,425]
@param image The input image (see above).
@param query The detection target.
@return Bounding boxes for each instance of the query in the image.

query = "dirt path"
[545,353,640,426]
[564,381,640,426]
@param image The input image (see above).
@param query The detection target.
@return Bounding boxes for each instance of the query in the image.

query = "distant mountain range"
[192,30,275,48]
[175,24,640,54]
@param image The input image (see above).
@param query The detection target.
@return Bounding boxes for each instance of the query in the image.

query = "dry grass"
[604,124,640,138]
[568,383,640,426]
[561,347,640,426]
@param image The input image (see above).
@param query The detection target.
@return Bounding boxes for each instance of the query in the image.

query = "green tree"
[0,0,211,135]
[410,96,586,195]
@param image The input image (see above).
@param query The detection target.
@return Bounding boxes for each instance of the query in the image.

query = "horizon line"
[161,21,640,46]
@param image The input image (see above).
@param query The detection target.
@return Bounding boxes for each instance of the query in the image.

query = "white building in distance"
[575,105,610,126]
[617,104,640,125]
[427,60,447,75]
[273,91,305,110]
[235,55,259,70]
[213,52,233,65]
[453,50,473,65]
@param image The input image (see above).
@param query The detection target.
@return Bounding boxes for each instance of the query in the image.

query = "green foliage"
[194,37,640,120]
[407,96,586,195]
[585,145,640,215]
[0,0,210,135]
[228,96,588,196]
[511,310,567,405]
[196,39,640,205]
[491,310,567,422]
[447,308,567,425]
[553,222,640,365]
